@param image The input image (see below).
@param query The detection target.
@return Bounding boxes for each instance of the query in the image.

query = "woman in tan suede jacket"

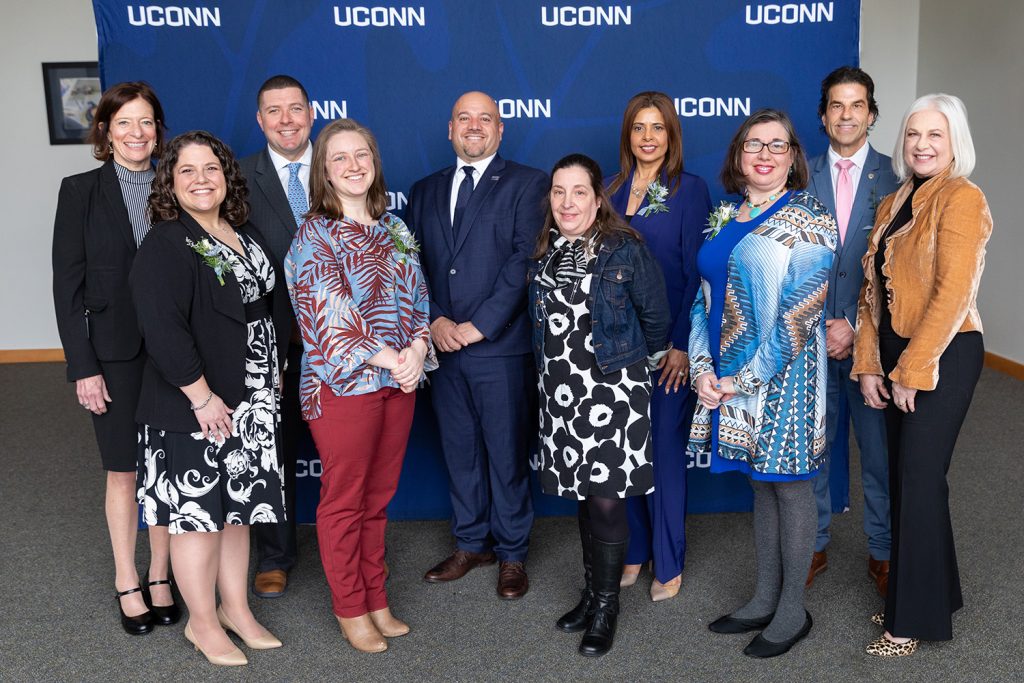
[851,94,992,658]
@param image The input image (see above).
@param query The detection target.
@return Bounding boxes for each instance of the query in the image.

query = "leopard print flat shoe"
[865,635,919,657]
[870,611,884,627]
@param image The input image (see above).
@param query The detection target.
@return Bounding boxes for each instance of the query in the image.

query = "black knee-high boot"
[579,539,626,657]
[557,513,594,632]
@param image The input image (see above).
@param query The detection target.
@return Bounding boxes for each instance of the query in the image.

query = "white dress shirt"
[267,142,313,200]
[448,153,496,224]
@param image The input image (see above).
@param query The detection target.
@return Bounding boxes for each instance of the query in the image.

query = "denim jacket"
[528,232,670,374]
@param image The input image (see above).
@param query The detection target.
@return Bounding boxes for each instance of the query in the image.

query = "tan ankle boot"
[336,614,387,653]
[369,607,410,637]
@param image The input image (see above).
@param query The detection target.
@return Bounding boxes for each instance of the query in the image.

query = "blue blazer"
[607,170,711,352]
[406,155,548,357]
[807,145,898,325]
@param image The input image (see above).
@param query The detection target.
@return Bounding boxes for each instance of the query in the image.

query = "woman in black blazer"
[51,81,180,636]
[131,131,290,666]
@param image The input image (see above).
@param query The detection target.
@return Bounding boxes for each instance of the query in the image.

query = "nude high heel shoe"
[336,614,388,653]
[620,563,643,588]
[650,575,682,602]
[217,605,282,649]
[184,622,248,666]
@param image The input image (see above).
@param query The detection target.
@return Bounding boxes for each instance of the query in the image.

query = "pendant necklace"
[745,191,781,218]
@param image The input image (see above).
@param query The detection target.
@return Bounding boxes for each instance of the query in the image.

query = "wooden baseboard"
[985,351,1024,381]
[0,349,65,363]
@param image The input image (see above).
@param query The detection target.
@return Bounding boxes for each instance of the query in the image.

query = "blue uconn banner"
[95,0,859,522]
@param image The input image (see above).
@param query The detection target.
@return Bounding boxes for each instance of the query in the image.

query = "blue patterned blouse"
[688,191,837,477]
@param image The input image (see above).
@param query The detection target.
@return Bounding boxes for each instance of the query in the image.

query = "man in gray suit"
[239,74,313,598]
[806,67,898,597]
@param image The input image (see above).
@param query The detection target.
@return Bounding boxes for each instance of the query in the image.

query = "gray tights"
[731,478,816,641]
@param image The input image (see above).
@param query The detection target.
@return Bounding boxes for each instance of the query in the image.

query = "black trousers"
[880,331,983,641]
[253,343,305,573]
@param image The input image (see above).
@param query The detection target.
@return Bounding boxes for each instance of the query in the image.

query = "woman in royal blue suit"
[607,91,712,601]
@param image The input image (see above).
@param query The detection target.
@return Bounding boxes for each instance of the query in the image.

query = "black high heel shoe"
[115,586,154,636]
[143,579,182,626]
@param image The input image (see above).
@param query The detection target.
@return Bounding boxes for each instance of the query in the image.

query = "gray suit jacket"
[808,145,898,325]
[240,147,304,345]
[240,147,301,265]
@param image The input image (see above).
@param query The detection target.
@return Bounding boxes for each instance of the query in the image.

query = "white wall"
[860,0,920,156]
[916,0,1024,364]
[2,0,1020,365]
[1,2,98,349]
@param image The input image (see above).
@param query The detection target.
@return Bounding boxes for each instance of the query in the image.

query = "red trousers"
[307,386,415,618]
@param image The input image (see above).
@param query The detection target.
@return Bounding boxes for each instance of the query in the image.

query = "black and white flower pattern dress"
[137,232,286,534]
[536,236,654,501]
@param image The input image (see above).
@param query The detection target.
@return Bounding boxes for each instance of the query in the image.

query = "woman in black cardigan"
[131,131,290,666]
[51,81,179,636]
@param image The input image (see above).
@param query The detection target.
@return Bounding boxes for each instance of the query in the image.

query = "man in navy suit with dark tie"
[405,91,547,599]
[806,67,899,596]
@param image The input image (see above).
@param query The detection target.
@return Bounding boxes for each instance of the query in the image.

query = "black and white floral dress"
[137,232,286,534]
[535,236,654,501]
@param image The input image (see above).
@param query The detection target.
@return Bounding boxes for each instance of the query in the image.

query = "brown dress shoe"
[497,561,529,600]
[868,557,890,598]
[253,569,288,598]
[423,550,496,583]
[805,551,828,587]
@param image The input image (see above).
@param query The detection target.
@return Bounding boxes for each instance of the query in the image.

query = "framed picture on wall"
[42,62,101,145]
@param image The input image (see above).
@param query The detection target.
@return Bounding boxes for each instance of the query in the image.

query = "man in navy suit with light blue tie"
[406,91,547,599]
[806,67,899,596]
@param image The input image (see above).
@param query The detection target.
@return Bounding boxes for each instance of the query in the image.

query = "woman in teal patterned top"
[688,109,836,658]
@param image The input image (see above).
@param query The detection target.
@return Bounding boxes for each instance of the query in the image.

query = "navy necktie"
[452,165,475,235]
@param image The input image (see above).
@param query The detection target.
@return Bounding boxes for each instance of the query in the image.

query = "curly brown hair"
[532,153,641,259]
[149,131,250,227]
[87,81,166,162]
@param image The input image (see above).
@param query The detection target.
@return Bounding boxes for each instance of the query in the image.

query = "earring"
[788,166,794,176]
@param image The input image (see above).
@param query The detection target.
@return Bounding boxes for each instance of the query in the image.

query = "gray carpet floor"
[2,363,1022,682]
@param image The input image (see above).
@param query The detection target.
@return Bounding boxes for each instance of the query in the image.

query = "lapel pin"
[491,176,500,181]
[868,172,875,180]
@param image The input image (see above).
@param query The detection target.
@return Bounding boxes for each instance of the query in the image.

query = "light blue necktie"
[286,162,308,227]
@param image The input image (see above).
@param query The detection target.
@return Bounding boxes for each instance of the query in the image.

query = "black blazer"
[129,213,291,433]
[52,160,143,381]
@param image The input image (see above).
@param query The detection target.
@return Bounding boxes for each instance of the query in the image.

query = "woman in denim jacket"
[528,153,669,657]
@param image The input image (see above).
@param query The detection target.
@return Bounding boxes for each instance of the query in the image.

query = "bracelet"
[190,391,214,411]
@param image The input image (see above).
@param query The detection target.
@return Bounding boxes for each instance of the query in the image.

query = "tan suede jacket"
[851,167,992,391]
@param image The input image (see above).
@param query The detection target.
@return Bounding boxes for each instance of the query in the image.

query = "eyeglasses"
[742,139,791,154]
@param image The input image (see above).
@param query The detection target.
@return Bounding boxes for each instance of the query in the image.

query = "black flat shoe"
[743,611,812,658]
[709,612,775,634]
[144,579,181,626]
[115,586,154,636]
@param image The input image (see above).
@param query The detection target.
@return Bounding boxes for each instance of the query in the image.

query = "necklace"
[744,190,783,218]
[631,177,655,198]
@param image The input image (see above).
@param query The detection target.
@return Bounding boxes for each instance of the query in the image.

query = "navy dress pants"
[430,351,535,562]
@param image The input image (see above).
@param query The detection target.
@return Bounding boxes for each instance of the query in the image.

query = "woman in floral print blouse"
[285,119,437,654]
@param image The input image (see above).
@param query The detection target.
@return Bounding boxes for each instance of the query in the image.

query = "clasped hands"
[694,372,738,410]
[383,339,429,393]
[860,374,917,413]
[430,317,483,353]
